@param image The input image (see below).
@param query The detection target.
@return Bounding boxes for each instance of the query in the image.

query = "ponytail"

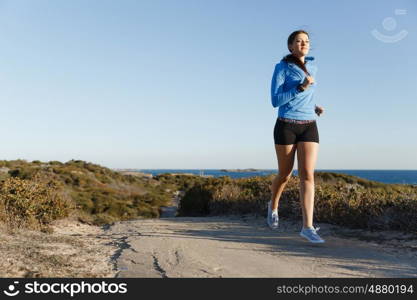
[282,54,310,76]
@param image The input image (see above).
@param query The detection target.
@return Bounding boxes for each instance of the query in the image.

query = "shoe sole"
[299,232,325,243]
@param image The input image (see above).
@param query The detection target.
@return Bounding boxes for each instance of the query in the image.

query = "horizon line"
[113,168,417,171]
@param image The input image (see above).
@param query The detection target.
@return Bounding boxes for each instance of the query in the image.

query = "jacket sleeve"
[271,62,300,108]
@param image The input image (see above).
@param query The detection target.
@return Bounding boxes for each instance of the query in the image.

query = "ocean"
[134,169,417,185]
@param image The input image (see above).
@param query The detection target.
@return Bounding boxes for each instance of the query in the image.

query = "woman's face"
[289,33,310,57]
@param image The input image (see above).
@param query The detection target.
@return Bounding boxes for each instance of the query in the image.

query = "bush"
[0,159,180,227]
[178,173,417,232]
[0,174,71,231]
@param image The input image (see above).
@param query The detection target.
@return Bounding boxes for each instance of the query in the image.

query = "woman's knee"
[277,173,292,183]
[299,170,314,182]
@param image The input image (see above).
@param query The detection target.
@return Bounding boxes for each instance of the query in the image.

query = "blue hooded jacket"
[271,56,317,120]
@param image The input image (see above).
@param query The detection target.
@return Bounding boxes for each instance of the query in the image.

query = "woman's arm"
[271,62,302,108]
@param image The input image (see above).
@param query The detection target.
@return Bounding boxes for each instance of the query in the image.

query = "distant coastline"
[124,169,417,185]
[220,168,262,172]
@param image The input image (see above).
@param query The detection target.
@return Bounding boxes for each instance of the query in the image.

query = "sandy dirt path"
[0,218,118,278]
[106,216,417,278]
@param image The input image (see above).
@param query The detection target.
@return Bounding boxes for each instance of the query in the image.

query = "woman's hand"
[315,105,324,116]
[302,76,315,89]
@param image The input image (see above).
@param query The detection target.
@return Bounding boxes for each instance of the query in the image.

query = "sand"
[2,215,416,278]
[108,215,417,278]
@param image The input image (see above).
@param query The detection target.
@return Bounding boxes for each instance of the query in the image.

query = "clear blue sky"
[0,0,416,170]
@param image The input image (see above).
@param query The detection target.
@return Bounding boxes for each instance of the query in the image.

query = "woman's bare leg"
[270,144,297,211]
[296,141,319,228]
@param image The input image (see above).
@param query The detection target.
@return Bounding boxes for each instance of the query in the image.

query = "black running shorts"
[273,119,319,145]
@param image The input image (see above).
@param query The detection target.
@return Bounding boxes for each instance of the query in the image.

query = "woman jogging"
[268,30,325,243]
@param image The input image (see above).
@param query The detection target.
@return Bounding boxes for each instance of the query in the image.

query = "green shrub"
[178,173,417,232]
[0,175,71,231]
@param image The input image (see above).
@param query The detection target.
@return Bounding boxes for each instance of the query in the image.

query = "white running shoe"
[266,201,279,230]
[300,226,325,243]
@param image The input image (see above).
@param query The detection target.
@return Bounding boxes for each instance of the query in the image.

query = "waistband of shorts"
[277,117,316,124]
